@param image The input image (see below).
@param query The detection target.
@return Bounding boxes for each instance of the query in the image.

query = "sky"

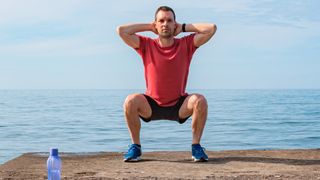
[0,0,319,89]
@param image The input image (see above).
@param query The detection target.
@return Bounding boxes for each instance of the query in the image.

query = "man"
[117,6,217,162]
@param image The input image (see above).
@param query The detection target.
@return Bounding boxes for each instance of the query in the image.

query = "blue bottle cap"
[50,148,58,156]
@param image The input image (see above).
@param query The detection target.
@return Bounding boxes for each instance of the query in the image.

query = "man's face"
[154,10,176,38]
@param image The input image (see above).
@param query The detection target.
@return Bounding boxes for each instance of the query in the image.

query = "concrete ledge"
[1,149,320,179]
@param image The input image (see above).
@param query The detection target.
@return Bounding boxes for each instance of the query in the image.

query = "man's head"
[154,6,176,39]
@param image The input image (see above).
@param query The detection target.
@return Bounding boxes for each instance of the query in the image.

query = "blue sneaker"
[123,144,142,162]
[192,144,209,162]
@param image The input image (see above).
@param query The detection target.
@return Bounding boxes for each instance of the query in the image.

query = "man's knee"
[123,94,141,112]
[192,94,208,111]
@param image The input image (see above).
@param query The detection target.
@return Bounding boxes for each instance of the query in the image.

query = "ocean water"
[0,89,319,164]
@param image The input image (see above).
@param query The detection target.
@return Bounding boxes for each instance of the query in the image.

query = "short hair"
[155,6,176,21]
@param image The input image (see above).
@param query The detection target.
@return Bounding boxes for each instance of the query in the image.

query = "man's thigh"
[125,93,152,118]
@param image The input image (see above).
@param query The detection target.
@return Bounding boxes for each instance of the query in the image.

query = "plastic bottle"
[47,148,61,180]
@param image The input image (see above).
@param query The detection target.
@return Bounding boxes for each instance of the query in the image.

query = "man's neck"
[158,37,174,47]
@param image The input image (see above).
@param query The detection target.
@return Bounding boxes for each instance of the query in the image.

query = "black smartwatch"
[182,23,186,32]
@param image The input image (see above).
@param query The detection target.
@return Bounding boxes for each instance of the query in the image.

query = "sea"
[0,89,319,164]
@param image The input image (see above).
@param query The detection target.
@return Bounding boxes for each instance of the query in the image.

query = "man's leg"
[123,93,152,145]
[178,94,208,144]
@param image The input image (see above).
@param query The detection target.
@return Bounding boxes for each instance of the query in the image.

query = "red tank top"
[135,33,197,107]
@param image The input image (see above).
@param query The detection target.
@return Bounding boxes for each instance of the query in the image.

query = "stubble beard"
[159,31,173,39]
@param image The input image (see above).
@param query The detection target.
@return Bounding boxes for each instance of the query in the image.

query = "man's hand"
[174,23,182,36]
[151,22,158,35]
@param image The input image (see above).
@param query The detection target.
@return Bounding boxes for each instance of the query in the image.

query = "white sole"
[192,156,208,162]
[123,156,141,162]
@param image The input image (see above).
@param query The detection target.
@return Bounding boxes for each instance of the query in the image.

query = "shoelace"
[194,147,206,155]
[127,145,139,154]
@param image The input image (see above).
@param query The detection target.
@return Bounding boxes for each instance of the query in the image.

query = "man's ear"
[152,21,158,34]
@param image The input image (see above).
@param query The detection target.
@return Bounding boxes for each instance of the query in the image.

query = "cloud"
[218,22,320,50]
[0,0,85,25]
[0,34,121,58]
[173,0,320,28]
[0,1,124,58]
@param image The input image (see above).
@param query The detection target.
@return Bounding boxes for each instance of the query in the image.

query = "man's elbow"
[210,23,217,35]
[116,25,124,35]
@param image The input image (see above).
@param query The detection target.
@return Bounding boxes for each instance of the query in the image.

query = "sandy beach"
[0,149,319,179]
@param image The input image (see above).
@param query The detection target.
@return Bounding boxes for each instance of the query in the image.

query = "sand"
[0,149,319,179]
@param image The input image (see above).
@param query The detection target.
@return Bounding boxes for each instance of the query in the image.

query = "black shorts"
[139,94,191,124]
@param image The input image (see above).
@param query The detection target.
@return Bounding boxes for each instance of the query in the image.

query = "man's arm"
[175,23,217,47]
[117,23,156,49]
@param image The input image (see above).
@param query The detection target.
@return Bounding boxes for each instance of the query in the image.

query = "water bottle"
[47,148,61,180]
